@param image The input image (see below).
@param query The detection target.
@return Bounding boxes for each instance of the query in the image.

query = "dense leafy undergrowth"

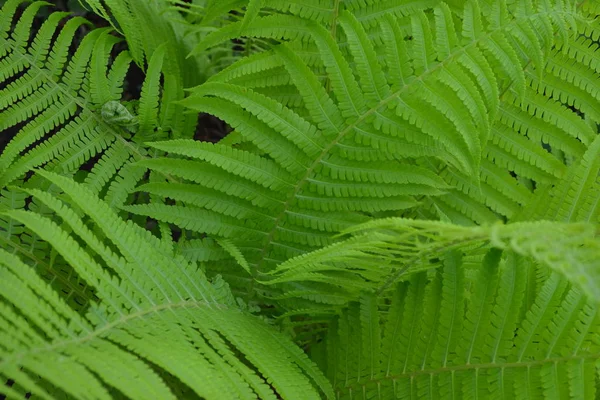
[1,0,600,398]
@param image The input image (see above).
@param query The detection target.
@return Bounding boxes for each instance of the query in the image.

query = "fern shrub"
[1,0,599,398]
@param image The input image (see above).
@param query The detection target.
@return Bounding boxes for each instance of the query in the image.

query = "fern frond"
[193,0,438,54]
[239,0,264,32]
[323,249,600,398]
[130,1,591,300]
[186,0,598,225]
[0,1,194,202]
[0,3,127,188]
[3,0,598,398]
[0,172,333,399]
[265,218,600,309]
[138,45,166,136]
[526,135,600,224]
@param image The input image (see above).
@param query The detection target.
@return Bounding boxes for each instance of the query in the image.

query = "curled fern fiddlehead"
[101,100,139,132]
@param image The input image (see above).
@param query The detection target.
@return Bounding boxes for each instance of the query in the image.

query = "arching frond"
[130,1,589,300]
[265,218,600,309]
[0,1,184,201]
[181,0,599,227]
[323,254,600,399]
[0,171,333,399]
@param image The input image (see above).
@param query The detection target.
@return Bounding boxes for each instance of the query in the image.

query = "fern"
[0,171,333,399]
[128,0,591,297]
[0,0,177,199]
[187,0,599,225]
[324,253,600,398]
[264,219,600,398]
[265,218,600,308]
[1,0,600,398]
[527,135,600,224]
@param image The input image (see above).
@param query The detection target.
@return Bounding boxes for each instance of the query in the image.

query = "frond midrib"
[1,22,175,180]
[337,351,600,395]
[0,299,229,368]
[0,235,47,267]
[4,32,137,152]
[249,8,578,280]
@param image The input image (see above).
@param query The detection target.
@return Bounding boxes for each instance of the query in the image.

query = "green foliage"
[1,0,599,398]
[0,171,332,399]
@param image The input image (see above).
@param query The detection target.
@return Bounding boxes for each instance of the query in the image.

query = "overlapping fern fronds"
[2,0,600,398]
[128,0,592,299]
[264,218,600,310]
[523,134,600,224]
[183,0,599,226]
[0,0,180,198]
[322,251,600,399]
[0,171,333,400]
[3,172,599,399]
[0,0,190,309]
[266,218,600,398]
[79,0,208,107]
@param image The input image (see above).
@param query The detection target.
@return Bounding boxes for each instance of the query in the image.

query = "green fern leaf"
[323,249,600,398]
[0,172,334,399]
[265,218,600,307]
